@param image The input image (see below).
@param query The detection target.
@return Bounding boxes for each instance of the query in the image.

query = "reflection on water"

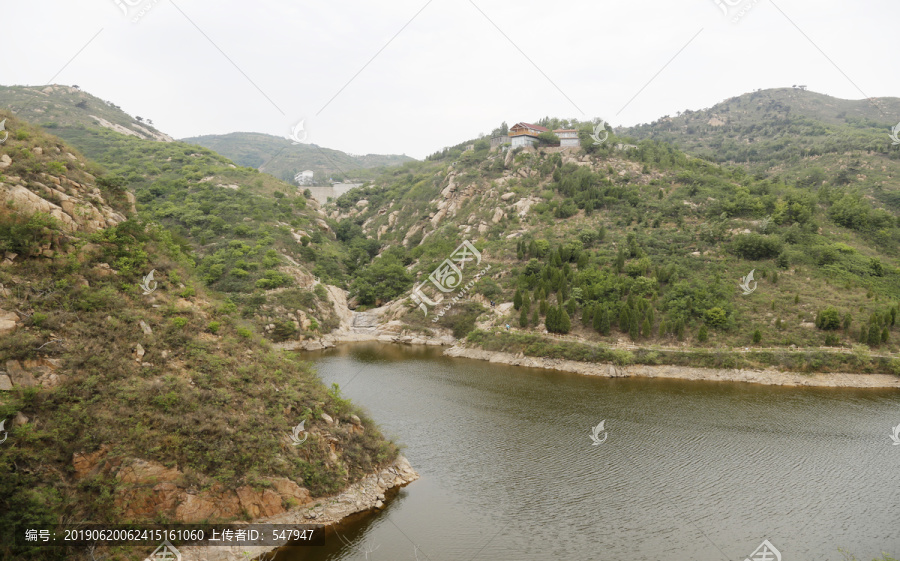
[273,343,900,561]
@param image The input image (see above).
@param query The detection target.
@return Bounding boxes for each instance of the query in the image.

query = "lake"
[274,343,900,561]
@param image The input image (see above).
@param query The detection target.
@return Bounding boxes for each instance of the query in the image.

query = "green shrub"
[815,306,841,330]
[698,325,709,342]
[206,321,221,334]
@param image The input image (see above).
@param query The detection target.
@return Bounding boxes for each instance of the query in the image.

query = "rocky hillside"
[0,115,405,561]
[0,84,173,143]
[323,122,900,373]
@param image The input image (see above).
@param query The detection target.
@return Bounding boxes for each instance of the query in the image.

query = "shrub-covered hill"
[0,115,398,561]
[621,87,900,214]
[326,122,900,372]
[0,90,357,342]
[181,131,414,185]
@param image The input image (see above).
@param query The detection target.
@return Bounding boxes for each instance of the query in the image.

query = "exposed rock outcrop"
[176,456,418,561]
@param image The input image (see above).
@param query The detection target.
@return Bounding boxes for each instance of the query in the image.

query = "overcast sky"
[3,0,897,159]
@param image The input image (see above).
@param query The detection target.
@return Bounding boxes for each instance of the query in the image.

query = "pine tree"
[629,321,639,341]
[531,308,539,326]
[842,313,852,331]
[794,294,800,304]
[522,292,531,314]
[559,309,571,334]
[618,307,630,333]
[519,306,529,328]
[752,329,762,344]
[675,319,685,340]
[641,318,651,338]
[593,306,603,332]
[881,326,889,343]
[859,326,869,344]
[615,247,626,273]
[600,310,611,336]
[867,325,881,347]
[540,299,548,316]
[698,325,708,343]
[513,289,523,310]
[566,298,576,316]
[658,320,668,338]
[583,303,595,327]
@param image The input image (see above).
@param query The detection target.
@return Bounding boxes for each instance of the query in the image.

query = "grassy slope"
[0,115,398,561]
[621,87,900,212]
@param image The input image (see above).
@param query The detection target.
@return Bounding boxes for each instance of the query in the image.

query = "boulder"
[0,309,18,336]
[6,360,36,387]
[320,412,334,425]
[236,486,283,518]
[116,459,182,484]
[0,374,12,391]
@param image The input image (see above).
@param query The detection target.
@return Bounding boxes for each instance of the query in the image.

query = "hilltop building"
[555,129,579,148]
[509,122,549,147]
[508,122,580,149]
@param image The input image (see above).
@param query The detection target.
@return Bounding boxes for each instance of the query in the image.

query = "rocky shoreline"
[444,346,900,388]
[177,455,419,561]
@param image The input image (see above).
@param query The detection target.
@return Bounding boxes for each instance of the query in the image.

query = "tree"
[815,307,841,330]
[859,326,869,344]
[867,325,881,347]
[531,308,539,326]
[752,329,762,344]
[537,131,560,145]
[842,313,852,331]
[698,325,709,343]
[641,318,651,338]
[559,308,571,334]
[881,326,890,344]
[675,319,685,340]
[513,289,523,310]
[704,307,727,328]
[519,306,529,328]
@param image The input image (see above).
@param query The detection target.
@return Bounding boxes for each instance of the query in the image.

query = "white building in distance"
[294,170,315,185]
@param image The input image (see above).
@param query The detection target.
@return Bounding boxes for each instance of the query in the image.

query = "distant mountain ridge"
[182,131,415,184]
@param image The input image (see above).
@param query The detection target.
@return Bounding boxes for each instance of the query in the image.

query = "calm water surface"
[274,343,900,561]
